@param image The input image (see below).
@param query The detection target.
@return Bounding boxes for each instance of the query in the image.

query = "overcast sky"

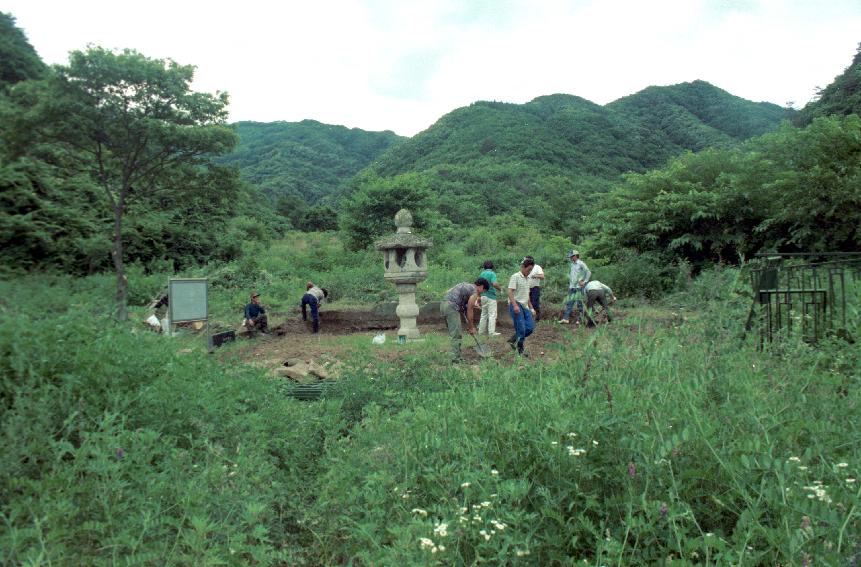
[5,0,861,136]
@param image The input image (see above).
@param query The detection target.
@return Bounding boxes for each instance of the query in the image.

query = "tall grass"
[1,267,858,565]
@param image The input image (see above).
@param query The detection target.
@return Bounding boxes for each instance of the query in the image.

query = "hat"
[567,249,580,257]
[251,292,260,298]
[520,256,535,266]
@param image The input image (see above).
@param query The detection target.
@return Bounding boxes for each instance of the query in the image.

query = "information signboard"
[168,278,208,323]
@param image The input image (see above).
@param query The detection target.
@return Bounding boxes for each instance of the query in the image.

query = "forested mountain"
[373,81,788,179]
[338,81,791,248]
[607,80,789,165]
[215,120,403,203]
[795,42,861,125]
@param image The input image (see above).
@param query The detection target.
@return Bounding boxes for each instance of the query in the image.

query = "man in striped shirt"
[507,257,536,356]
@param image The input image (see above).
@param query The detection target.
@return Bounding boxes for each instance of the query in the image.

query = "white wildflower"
[846,478,856,484]
[419,537,435,550]
[438,545,445,552]
[516,549,531,557]
[481,501,492,508]
[411,508,428,517]
[837,462,849,468]
[592,440,599,446]
[551,441,559,446]
[491,469,499,476]
[433,522,448,537]
[461,482,471,488]
[567,432,577,438]
[798,466,808,470]
[788,456,801,462]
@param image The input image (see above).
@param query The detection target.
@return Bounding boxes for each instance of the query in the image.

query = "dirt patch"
[217,308,628,374]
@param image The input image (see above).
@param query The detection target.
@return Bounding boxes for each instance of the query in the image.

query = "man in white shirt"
[507,257,536,356]
[584,280,617,326]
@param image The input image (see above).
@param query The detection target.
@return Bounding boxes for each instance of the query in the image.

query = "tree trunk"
[112,204,128,321]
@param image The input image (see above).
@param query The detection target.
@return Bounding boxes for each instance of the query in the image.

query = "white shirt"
[527,264,544,288]
[507,271,530,305]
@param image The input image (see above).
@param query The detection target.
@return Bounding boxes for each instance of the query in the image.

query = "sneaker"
[517,347,530,358]
[490,332,502,336]
[558,319,569,324]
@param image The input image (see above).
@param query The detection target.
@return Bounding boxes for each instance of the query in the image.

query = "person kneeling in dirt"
[583,280,617,327]
[301,282,328,333]
[243,292,268,335]
[440,278,489,363]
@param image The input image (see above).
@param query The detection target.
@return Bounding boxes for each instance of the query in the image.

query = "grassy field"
[2,243,860,565]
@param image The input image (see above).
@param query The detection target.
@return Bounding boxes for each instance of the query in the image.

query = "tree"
[339,172,437,250]
[16,47,236,319]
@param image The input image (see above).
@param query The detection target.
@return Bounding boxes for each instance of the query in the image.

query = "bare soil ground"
[214,308,648,377]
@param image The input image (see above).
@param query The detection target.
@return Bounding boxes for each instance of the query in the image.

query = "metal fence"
[746,252,861,346]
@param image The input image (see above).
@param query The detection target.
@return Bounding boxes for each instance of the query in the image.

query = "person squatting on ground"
[478,261,503,336]
[440,278,488,363]
[525,256,545,321]
[243,292,268,334]
[507,257,536,356]
[583,280,617,327]
[301,282,328,333]
[560,249,591,324]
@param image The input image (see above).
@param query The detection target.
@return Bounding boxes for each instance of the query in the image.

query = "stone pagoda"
[375,209,432,341]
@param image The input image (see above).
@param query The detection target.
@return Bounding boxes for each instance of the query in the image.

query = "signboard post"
[168,278,210,348]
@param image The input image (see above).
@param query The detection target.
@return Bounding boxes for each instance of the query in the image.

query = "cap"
[567,250,580,257]
[251,292,260,298]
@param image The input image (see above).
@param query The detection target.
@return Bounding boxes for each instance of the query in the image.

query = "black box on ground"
[211,329,236,348]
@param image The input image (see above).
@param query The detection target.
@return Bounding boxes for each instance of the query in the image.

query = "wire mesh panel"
[747,253,861,346]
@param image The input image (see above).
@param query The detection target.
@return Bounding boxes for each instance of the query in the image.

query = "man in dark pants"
[525,256,545,322]
[583,280,617,327]
[301,282,328,333]
[243,292,268,335]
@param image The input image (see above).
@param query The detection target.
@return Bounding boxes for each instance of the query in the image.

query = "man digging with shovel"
[440,278,490,363]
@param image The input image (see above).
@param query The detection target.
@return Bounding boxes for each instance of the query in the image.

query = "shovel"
[471,333,492,358]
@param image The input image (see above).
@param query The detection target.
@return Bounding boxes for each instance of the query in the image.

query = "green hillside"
[795,42,861,125]
[607,80,790,166]
[338,82,791,247]
[216,120,403,202]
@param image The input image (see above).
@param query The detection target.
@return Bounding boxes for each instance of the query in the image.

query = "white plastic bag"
[145,314,160,329]
[372,333,386,345]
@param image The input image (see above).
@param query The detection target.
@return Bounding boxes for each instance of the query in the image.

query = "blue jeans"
[508,302,534,348]
[562,287,585,321]
[301,293,319,333]
[529,287,541,321]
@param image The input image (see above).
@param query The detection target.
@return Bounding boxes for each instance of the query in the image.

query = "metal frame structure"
[746,253,861,346]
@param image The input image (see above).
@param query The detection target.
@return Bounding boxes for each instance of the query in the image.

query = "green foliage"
[339,171,440,250]
[215,120,403,203]
[0,12,46,91]
[3,260,859,565]
[2,46,242,318]
[594,115,861,267]
[0,277,343,565]
[795,43,861,126]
